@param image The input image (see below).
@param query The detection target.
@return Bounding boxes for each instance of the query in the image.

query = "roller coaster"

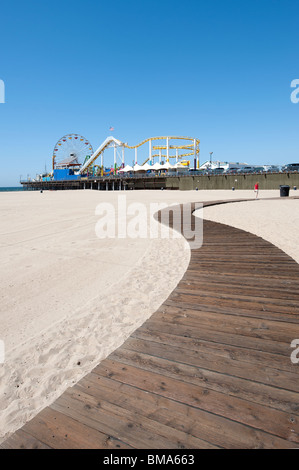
[78,136,200,175]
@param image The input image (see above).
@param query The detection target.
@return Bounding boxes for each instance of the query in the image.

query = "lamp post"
[209,152,213,170]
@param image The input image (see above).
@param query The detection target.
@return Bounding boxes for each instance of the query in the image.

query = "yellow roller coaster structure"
[79,135,200,175]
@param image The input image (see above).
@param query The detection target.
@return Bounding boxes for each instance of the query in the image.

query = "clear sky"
[0,0,299,185]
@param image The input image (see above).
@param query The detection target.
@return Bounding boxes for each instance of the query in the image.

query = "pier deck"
[2,200,299,449]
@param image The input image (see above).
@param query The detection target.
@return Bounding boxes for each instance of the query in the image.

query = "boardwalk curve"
[2,199,299,449]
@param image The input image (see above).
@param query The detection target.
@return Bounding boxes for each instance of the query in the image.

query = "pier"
[21,172,299,192]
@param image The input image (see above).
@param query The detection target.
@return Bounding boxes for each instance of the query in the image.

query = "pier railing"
[20,169,291,184]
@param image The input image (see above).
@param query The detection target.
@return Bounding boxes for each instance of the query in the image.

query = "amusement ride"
[52,134,94,170]
[51,135,200,178]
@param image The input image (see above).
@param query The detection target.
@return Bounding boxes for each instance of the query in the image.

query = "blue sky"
[0,0,298,185]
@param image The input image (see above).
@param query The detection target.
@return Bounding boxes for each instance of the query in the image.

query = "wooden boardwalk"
[2,199,299,449]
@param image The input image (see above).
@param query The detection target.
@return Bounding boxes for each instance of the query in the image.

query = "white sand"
[0,188,292,441]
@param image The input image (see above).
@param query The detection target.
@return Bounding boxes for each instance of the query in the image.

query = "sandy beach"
[0,188,298,442]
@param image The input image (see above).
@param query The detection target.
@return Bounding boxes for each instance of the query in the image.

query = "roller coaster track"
[123,136,200,149]
[79,136,200,174]
[79,136,122,174]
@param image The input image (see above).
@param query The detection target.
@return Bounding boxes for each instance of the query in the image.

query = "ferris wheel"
[52,134,94,170]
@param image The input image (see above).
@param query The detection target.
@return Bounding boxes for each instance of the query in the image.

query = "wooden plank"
[186,266,299,280]
[162,298,299,324]
[50,388,215,449]
[177,281,299,304]
[165,294,299,318]
[131,326,297,375]
[20,407,132,449]
[171,290,299,316]
[153,308,299,344]
[134,318,291,356]
[181,274,299,300]
[75,373,294,449]
[119,337,299,392]
[178,279,299,303]
[0,430,51,449]
[93,359,299,444]
[109,346,299,415]
[183,271,299,288]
